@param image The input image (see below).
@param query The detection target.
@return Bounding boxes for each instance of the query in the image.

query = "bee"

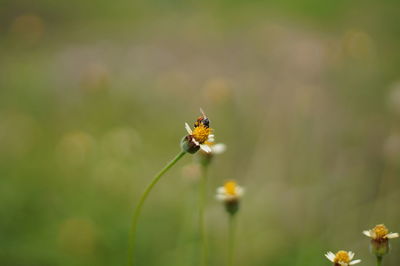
[194,108,210,128]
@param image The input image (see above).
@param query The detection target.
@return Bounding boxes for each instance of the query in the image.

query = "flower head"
[182,108,214,154]
[325,251,361,266]
[363,224,399,257]
[216,181,244,202]
[363,224,399,240]
[216,181,244,215]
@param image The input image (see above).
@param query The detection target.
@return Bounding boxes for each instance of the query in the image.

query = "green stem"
[377,256,383,266]
[228,214,236,266]
[128,150,186,266]
[199,164,209,266]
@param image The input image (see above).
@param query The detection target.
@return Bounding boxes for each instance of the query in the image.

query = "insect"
[194,108,210,128]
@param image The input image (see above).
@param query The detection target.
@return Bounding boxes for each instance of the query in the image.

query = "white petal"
[363,230,372,238]
[386,232,399,239]
[339,262,348,266]
[192,139,200,146]
[200,144,211,153]
[348,251,354,260]
[217,187,226,194]
[185,123,192,134]
[212,143,226,154]
[350,260,361,265]
[328,252,336,261]
[236,186,245,197]
[216,194,226,201]
[207,135,215,142]
[325,252,335,262]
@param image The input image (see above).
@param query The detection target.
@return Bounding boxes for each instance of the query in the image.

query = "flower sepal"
[181,135,201,154]
[225,200,239,216]
[370,239,390,257]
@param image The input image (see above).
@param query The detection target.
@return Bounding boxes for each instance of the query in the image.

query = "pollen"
[192,124,212,144]
[373,224,389,239]
[224,181,237,196]
[334,251,350,264]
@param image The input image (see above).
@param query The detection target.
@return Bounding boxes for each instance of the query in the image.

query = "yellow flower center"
[334,251,350,264]
[192,124,212,144]
[224,181,237,196]
[373,224,389,239]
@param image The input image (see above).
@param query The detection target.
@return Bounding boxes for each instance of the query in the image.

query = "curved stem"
[128,150,186,266]
[228,214,236,266]
[199,164,209,266]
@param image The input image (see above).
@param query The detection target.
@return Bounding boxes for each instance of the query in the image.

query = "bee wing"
[199,107,207,119]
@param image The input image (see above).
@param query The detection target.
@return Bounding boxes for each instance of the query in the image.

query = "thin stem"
[199,164,208,266]
[128,150,186,266]
[376,256,383,266]
[228,214,236,266]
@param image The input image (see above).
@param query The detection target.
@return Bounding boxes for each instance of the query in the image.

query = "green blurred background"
[1,0,400,265]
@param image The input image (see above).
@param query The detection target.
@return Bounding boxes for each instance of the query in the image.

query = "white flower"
[216,181,244,202]
[184,109,215,153]
[325,251,361,266]
[363,224,399,240]
[185,123,214,153]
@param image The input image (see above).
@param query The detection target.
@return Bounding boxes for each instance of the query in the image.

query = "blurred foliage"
[1,1,400,266]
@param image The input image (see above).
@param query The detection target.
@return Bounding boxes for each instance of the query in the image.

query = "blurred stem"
[199,164,209,266]
[228,214,236,266]
[377,256,383,266]
[128,150,186,266]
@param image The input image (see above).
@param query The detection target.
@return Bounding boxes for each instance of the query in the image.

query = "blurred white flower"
[363,224,398,257]
[209,143,226,154]
[216,181,244,202]
[363,224,399,240]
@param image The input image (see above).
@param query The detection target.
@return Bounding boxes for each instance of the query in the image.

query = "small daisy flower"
[182,108,214,154]
[325,251,361,266]
[363,224,399,240]
[216,181,244,215]
[216,181,244,202]
[363,224,399,257]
